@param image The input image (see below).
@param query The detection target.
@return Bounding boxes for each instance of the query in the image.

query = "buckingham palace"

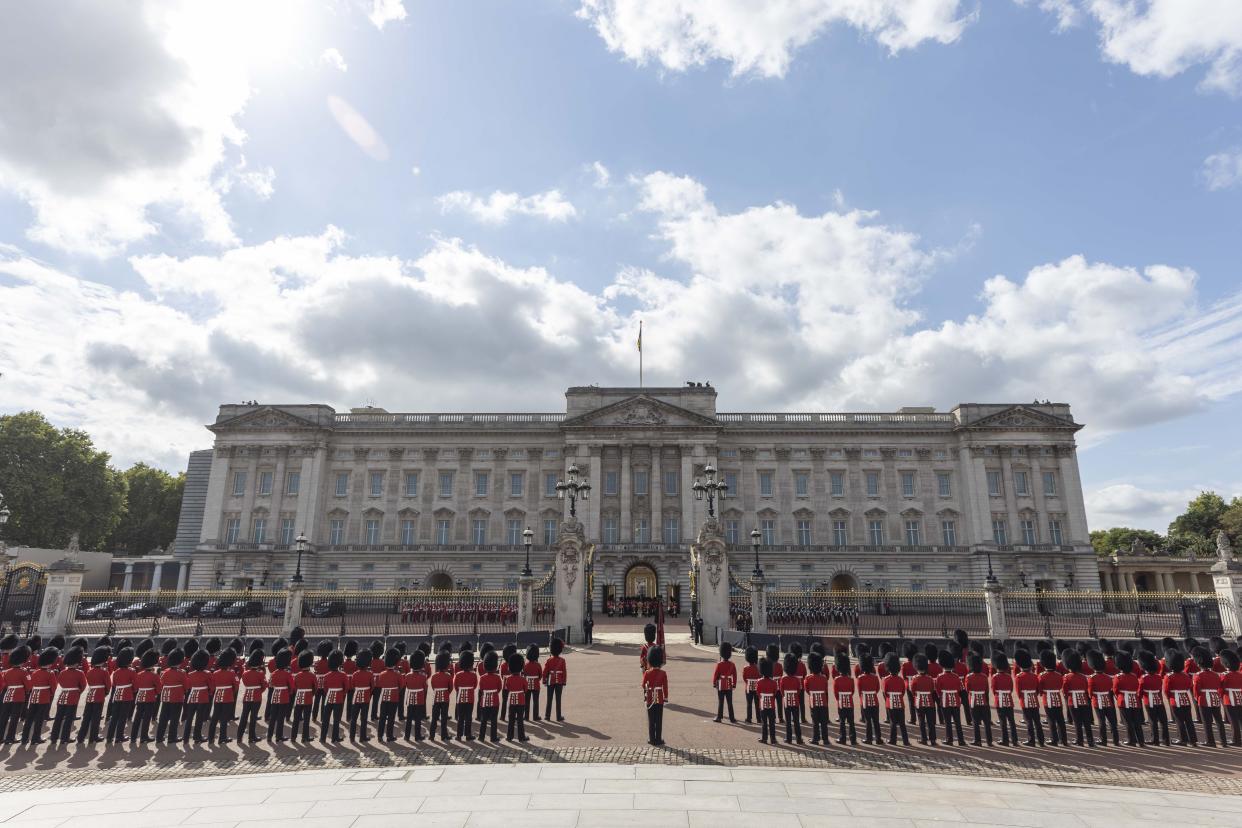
[178,384,1099,605]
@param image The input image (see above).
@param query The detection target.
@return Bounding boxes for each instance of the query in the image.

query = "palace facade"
[181,385,1099,605]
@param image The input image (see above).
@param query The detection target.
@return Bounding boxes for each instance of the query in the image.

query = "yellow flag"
[637,320,642,352]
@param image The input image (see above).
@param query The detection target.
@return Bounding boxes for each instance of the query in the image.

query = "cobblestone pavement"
[1,639,1238,796]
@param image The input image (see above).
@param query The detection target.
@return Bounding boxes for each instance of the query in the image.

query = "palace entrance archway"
[426,571,454,590]
[830,572,859,591]
[624,563,658,598]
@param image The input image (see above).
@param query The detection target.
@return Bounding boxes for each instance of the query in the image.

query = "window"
[794,472,809,497]
[1020,518,1036,545]
[506,519,522,545]
[720,449,738,458]
[224,518,241,544]
[934,450,948,460]
[897,448,913,458]
[1048,518,1064,545]
[472,518,487,544]
[992,518,1008,545]
[509,472,524,497]
[664,470,678,495]
[543,519,557,545]
[863,449,880,458]
[544,449,560,459]
[286,471,301,496]
[335,472,349,497]
[662,516,679,544]
[404,472,418,497]
[258,471,273,496]
[905,520,921,545]
[1043,471,1058,496]
[868,520,885,546]
[251,518,266,543]
[865,471,880,496]
[760,519,776,545]
[359,579,375,591]
[603,516,619,544]
[232,471,247,497]
[603,470,619,496]
[759,472,774,497]
[400,519,416,545]
[724,471,738,497]
[830,472,844,497]
[941,520,956,546]
[329,519,345,545]
[796,519,812,545]
[635,518,650,543]
[436,519,451,544]
[901,472,915,497]
[473,471,488,496]
[833,520,848,546]
[909,581,924,592]
[936,472,952,498]
[280,518,294,546]
[1014,471,1029,496]
[365,519,381,545]
[545,473,558,497]
[438,470,455,497]
[370,471,384,497]
[725,520,739,545]
[987,471,1002,496]
[634,470,649,496]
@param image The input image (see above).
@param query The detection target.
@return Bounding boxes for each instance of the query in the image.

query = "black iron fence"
[765,589,990,638]
[1003,590,1227,640]
[67,589,287,640]
[729,570,752,631]
[0,563,46,638]
[532,572,556,631]
[299,589,521,638]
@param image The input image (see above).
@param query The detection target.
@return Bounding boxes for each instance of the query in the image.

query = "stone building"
[180,385,1099,606]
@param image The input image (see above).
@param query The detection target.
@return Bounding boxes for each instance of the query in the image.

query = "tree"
[1089,527,1164,558]
[105,463,185,555]
[1167,491,1228,539]
[1218,497,1242,543]
[0,412,127,550]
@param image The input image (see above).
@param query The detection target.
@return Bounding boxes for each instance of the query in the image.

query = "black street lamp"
[555,463,591,518]
[691,464,728,519]
[750,527,763,578]
[292,532,308,583]
[522,526,534,577]
[985,549,998,585]
[1019,569,1028,588]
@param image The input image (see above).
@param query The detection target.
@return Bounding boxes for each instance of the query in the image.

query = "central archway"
[830,572,859,591]
[624,563,658,597]
[426,571,454,590]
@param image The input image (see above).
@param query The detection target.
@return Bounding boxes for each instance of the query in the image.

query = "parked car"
[165,600,206,618]
[115,601,164,619]
[77,601,123,620]
[198,600,230,618]
[307,600,346,618]
[220,600,264,618]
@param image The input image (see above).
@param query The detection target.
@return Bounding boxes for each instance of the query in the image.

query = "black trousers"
[479,705,499,741]
[1147,705,1170,744]
[208,701,234,743]
[887,708,910,744]
[1021,707,1045,745]
[996,706,1018,744]
[647,702,664,744]
[1172,705,1198,744]
[1070,705,1095,746]
[759,707,777,743]
[429,701,450,740]
[132,701,157,742]
[941,705,964,745]
[784,705,802,742]
[378,701,399,741]
[268,703,289,740]
[506,703,527,740]
[348,700,370,741]
[917,706,937,743]
[1201,705,1226,746]
[1045,706,1068,745]
[715,690,735,722]
[77,701,104,743]
[290,704,313,742]
[1121,707,1146,745]
[157,701,182,742]
[313,688,324,719]
[49,703,77,743]
[1095,706,1119,745]
[106,700,133,743]
[544,685,564,720]
[526,688,541,721]
[970,704,992,745]
[454,703,474,740]
[809,706,829,743]
[837,708,856,744]
[319,701,343,742]
[21,703,50,744]
[961,690,973,725]
[745,691,757,723]
[1225,705,1242,746]
[861,706,881,743]
[370,689,381,721]
[404,703,425,740]
[182,701,210,742]
[0,702,21,743]
[238,701,262,742]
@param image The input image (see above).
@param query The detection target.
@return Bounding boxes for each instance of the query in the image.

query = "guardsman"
[790,642,808,722]
[642,645,668,746]
[857,653,881,745]
[156,649,186,743]
[453,649,478,741]
[317,649,345,743]
[882,652,910,746]
[130,649,160,744]
[499,643,517,721]
[832,651,856,745]
[935,651,964,747]
[375,648,402,743]
[106,646,136,745]
[49,646,87,745]
[182,650,212,744]
[1192,647,1227,747]
[1113,650,1145,746]
[780,652,804,744]
[368,640,386,721]
[22,647,59,745]
[742,646,760,724]
[952,632,973,726]
[1138,649,1170,746]
[238,649,267,743]
[0,635,15,670]
[267,649,294,742]
[1086,650,1118,746]
[290,650,316,743]
[1013,649,1044,746]
[1037,649,1067,746]
[767,643,785,723]
[522,645,543,722]
[964,653,991,746]
[754,656,778,744]
[208,648,239,744]
[543,638,568,722]
[504,652,529,742]
[1060,649,1093,747]
[804,652,830,744]
[204,637,221,670]
[0,644,31,743]
[1163,649,1197,745]
[1219,649,1242,746]
[401,650,427,742]
[312,640,333,720]
[429,650,453,742]
[640,623,656,672]
[910,654,936,745]
[348,649,375,742]
[711,641,737,724]
[901,643,919,725]
[990,651,1017,746]
[477,649,503,743]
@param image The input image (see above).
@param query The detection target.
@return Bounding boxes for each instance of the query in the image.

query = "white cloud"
[1015,0,1081,31]
[327,95,390,161]
[1203,148,1242,190]
[1085,483,1207,532]
[320,47,348,72]
[576,0,976,77]
[411,165,422,176]
[590,161,612,187]
[366,0,407,30]
[437,189,579,224]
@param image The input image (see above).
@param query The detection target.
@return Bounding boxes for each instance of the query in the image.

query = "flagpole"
[638,320,643,388]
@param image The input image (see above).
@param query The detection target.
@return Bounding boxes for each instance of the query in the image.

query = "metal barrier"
[67,589,287,640]
[532,569,556,631]
[299,589,520,639]
[765,590,989,639]
[1002,591,1227,640]
[0,562,46,638]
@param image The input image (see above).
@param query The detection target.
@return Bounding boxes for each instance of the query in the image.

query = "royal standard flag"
[637,320,642,352]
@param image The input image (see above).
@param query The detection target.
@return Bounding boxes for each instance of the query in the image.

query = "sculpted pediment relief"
[962,406,1079,432]
[562,394,719,429]
[210,406,322,432]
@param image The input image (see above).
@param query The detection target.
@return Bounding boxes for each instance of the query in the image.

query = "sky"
[1,0,1241,534]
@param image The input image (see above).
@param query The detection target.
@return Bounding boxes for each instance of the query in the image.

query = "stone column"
[984,578,1007,640]
[650,446,662,544]
[693,518,730,643]
[1122,570,1135,592]
[680,445,695,543]
[588,445,603,546]
[1056,444,1089,544]
[554,519,587,643]
[517,573,536,631]
[38,556,85,637]
[1212,531,1242,636]
[749,573,768,634]
[122,562,135,592]
[177,561,191,592]
[282,577,306,637]
[150,562,164,598]
[620,446,632,542]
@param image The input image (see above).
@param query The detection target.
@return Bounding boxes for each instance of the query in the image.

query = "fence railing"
[765,589,989,638]
[67,590,288,640]
[299,589,520,638]
[1002,591,1227,640]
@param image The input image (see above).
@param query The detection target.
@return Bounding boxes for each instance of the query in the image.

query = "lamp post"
[1019,569,1028,588]
[555,463,591,519]
[984,548,998,585]
[292,532,308,583]
[691,464,728,519]
[522,526,534,577]
[750,527,763,578]
[0,492,9,561]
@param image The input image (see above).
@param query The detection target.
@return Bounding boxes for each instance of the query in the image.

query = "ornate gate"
[0,562,47,637]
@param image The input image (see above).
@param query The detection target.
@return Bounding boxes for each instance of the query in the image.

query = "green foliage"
[1090,526,1164,557]
[1167,491,1228,539]
[104,463,185,554]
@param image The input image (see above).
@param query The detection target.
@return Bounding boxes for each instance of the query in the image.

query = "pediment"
[561,394,719,429]
[209,406,324,433]
[960,406,1080,432]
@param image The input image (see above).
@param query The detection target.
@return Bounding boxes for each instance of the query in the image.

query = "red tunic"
[1192,670,1223,708]
[292,669,316,706]
[1164,672,1194,708]
[26,667,56,705]
[805,673,830,709]
[934,672,962,707]
[132,669,158,704]
[349,668,374,706]
[159,668,187,704]
[1015,671,1039,709]
[755,676,778,710]
[54,667,87,707]
[1139,673,1164,708]
[429,670,453,705]
[1062,672,1089,708]
[521,660,542,694]
[240,668,267,704]
[881,674,906,709]
[314,657,331,691]
[1113,671,1141,709]
[990,671,1014,709]
[268,668,293,705]
[963,672,990,707]
[856,673,881,708]
[642,667,669,706]
[742,663,760,696]
[478,672,503,709]
[1088,673,1114,708]
[711,660,737,691]
[210,669,238,704]
[452,669,478,705]
[374,668,402,705]
[83,666,110,704]
[321,670,347,705]
[543,655,568,687]
[832,674,855,709]
[910,674,936,707]
[779,674,802,709]
[110,666,136,703]
[184,670,210,705]
[504,673,526,707]
[399,671,426,708]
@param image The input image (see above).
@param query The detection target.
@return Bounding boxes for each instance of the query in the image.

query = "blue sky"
[1,0,1240,532]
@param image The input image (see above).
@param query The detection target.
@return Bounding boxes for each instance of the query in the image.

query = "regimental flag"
[637,320,642,353]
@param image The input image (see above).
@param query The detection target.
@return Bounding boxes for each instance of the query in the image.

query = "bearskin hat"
[1138,650,1160,674]
[167,649,185,668]
[914,653,929,673]
[1192,646,1213,671]
[810,642,825,655]
[482,650,499,672]
[205,637,221,654]
[783,652,799,676]
[759,656,773,679]
[297,650,314,670]
[506,653,524,675]
[274,649,292,670]
[328,650,344,670]
[923,642,938,662]
[1086,650,1106,674]
[526,644,540,662]
[247,649,265,669]
[316,640,333,658]
[95,635,112,649]
[1035,640,1052,654]
[835,651,850,676]
[765,642,780,663]
[248,638,265,653]
[1061,649,1083,674]
[1220,649,1240,672]
[1160,636,1178,653]
[902,642,918,660]
[502,643,517,660]
[36,647,58,668]
[114,637,130,650]
[991,651,1009,674]
[90,646,109,666]
[396,640,409,655]
[478,642,492,657]
[936,650,956,672]
[1166,649,1186,673]
[140,649,159,669]
[969,640,984,656]
[229,637,245,654]
[46,634,65,650]
[879,641,895,657]
[954,628,970,648]
[116,647,135,669]
[434,651,451,672]
[63,646,84,668]
[1114,651,1134,674]
[385,648,400,669]
[344,640,359,658]
[1039,649,1058,672]
[459,649,475,671]
[809,652,825,675]
[647,646,665,670]
[790,641,803,658]
[859,653,875,675]
[948,641,963,661]
[643,623,657,644]
[135,638,153,655]
[1099,638,1116,657]
[1118,640,1135,654]
[293,638,308,654]
[550,637,565,657]
[1074,640,1089,656]
[409,650,426,672]
[182,639,199,659]
[417,640,432,655]
[884,652,901,676]
[439,640,453,654]
[744,645,759,665]
[1209,636,1227,654]
[270,637,287,656]
[217,648,237,670]
[719,641,733,660]
[967,653,984,673]
[191,650,210,671]
[856,642,871,658]
[1053,639,1069,654]
[25,635,42,650]
[356,650,373,670]
[0,634,17,651]
[1014,648,1033,671]
[1184,636,1201,653]
[370,639,385,659]
[289,626,305,644]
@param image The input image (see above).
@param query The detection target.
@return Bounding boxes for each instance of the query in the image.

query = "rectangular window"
[251,518,266,543]
[830,472,844,497]
[634,470,649,496]
[1021,518,1036,545]
[865,471,879,496]
[901,472,915,497]
[1014,471,1028,496]
[1043,471,1058,496]
[359,579,375,592]
[329,519,345,545]
[905,520,921,545]
[759,472,774,497]
[232,471,247,497]
[400,519,416,545]
[404,472,418,497]
[662,516,679,544]
[474,470,488,497]
[794,472,809,497]
[545,472,558,497]
[286,471,301,496]
[365,519,380,545]
[1048,519,1063,545]
[760,519,775,545]
[280,518,294,546]
[724,471,738,497]
[472,518,487,544]
[258,471,273,496]
[543,519,557,545]
[664,469,678,496]
[635,518,650,543]
[603,470,619,495]
[506,519,522,545]
[438,470,455,497]
[868,520,884,546]
[436,519,451,544]
[603,516,619,544]
[370,471,384,497]
[992,519,1008,545]
[897,448,913,458]
[224,518,240,544]
[509,472,523,497]
[796,519,811,545]
[941,520,956,546]
[335,472,348,497]
[832,520,848,546]
[725,520,739,545]
[936,472,951,498]
[987,471,1002,496]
